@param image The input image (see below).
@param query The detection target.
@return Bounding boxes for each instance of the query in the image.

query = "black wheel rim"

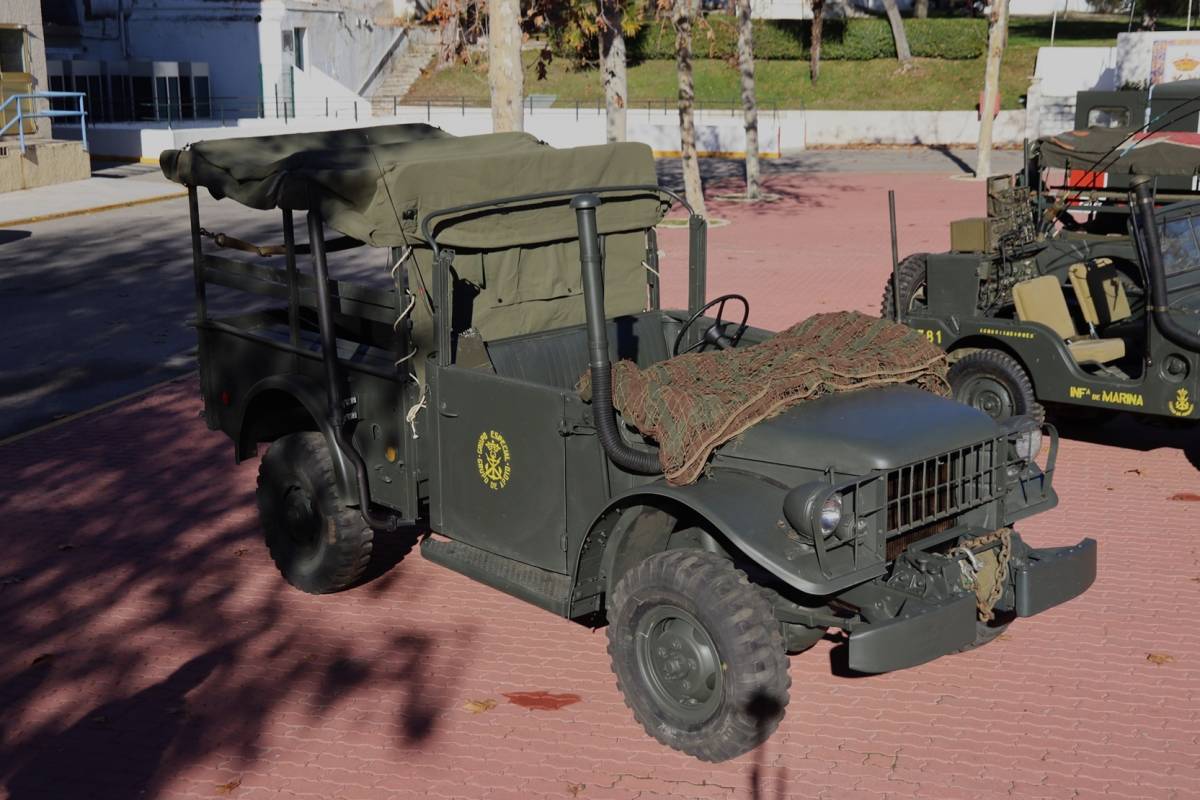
[634,605,723,724]
[959,375,1015,420]
[282,483,321,551]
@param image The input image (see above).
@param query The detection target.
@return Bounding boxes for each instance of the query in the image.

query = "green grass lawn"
[405,14,1192,112]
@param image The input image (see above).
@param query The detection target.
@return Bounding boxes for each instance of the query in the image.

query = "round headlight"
[783,482,849,542]
[1015,427,1043,462]
[817,494,843,536]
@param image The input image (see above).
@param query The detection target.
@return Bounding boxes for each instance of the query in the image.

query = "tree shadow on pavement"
[0,381,469,799]
[746,691,789,800]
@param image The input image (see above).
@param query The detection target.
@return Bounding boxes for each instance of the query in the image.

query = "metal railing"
[387,95,786,119]
[0,92,88,153]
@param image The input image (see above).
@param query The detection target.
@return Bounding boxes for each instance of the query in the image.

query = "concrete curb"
[0,188,188,228]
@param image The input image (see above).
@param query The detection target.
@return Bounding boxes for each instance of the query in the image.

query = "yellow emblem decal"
[1169,387,1195,418]
[476,430,512,490]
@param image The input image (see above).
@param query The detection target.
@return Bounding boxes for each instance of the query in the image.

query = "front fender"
[234,374,358,502]
[576,468,885,601]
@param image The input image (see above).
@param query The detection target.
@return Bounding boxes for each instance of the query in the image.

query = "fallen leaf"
[234,548,249,557]
[1147,653,1176,666]
[997,633,1012,641]
[1125,468,1143,476]
[1169,492,1200,502]
[462,698,497,714]
[31,653,54,667]
[567,783,585,797]
[215,777,241,795]
[502,691,582,711]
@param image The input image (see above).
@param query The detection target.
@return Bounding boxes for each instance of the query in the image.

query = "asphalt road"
[0,149,1022,440]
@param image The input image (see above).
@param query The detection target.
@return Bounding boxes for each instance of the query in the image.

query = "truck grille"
[885,439,1001,534]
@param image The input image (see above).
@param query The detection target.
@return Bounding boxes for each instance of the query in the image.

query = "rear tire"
[256,432,374,594]
[607,550,791,762]
[881,253,931,319]
[948,350,1045,424]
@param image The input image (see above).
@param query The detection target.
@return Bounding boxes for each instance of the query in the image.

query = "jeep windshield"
[1156,202,1200,277]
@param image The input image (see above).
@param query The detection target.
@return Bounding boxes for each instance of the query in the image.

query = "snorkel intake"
[571,194,663,475]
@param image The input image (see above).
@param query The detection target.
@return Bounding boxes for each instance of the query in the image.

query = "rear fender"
[234,374,358,502]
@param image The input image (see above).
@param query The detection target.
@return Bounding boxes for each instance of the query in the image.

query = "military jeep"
[882,127,1200,425]
[163,124,1095,761]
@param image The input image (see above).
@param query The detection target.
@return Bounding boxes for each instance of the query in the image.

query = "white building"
[41,1,425,121]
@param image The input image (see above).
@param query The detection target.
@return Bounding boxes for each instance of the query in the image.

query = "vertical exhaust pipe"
[571,194,661,475]
[1129,175,1200,352]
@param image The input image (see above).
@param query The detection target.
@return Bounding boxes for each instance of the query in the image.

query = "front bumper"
[846,535,1097,674]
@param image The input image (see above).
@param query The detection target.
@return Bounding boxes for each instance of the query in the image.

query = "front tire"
[607,550,791,762]
[948,350,1045,424]
[256,432,374,594]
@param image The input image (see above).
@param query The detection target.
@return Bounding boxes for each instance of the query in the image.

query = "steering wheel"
[672,294,751,356]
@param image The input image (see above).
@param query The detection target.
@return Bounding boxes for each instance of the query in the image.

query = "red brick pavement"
[2,170,1199,800]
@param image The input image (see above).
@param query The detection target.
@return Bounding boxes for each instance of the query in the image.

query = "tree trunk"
[600,0,628,142]
[437,0,463,66]
[880,0,912,67]
[975,0,1009,179]
[810,0,824,83]
[488,0,524,132]
[674,0,707,217]
[915,0,929,19]
[736,0,760,200]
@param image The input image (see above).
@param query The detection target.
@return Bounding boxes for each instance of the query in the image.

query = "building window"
[0,27,27,73]
[294,28,306,70]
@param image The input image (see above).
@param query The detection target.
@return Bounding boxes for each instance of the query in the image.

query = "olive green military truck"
[882,110,1200,424]
[163,125,1094,761]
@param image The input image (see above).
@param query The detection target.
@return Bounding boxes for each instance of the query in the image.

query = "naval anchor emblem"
[1169,387,1195,418]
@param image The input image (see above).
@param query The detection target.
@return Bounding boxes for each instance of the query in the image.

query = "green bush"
[624,14,987,61]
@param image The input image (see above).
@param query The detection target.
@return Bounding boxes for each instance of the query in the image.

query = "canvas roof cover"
[160,124,667,249]
[1037,129,1200,176]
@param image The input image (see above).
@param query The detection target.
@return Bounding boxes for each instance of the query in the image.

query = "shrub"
[623,14,987,62]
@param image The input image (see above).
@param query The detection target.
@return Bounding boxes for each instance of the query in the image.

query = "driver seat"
[1012,275,1125,365]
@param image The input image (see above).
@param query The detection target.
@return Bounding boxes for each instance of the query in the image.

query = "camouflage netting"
[579,311,950,485]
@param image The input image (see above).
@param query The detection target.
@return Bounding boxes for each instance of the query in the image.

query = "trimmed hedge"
[625,15,987,61]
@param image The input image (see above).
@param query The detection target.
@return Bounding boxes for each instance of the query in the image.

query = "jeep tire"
[607,550,791,762]
[948,350,1046,424]
[880,252,931,319]
[256,432,374,594]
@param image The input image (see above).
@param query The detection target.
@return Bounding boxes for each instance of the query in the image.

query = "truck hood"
[718,384,1000,474]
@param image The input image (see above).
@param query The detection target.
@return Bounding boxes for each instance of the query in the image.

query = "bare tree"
[600,0,628,142]
[810,0,824,82]
[673,0,707,217]
[735,0,759,200]
[880,0,913,68]
[489,0,524,132]
[975,0,1009,179]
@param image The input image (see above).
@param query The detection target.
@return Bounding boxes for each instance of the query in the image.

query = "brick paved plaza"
[2,168,1198,799]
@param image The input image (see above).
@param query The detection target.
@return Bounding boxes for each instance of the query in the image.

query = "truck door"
[432,365,568,572]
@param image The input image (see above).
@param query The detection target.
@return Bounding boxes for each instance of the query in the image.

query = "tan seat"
[1012,275,1125,365]
[1068,260,1132,328]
